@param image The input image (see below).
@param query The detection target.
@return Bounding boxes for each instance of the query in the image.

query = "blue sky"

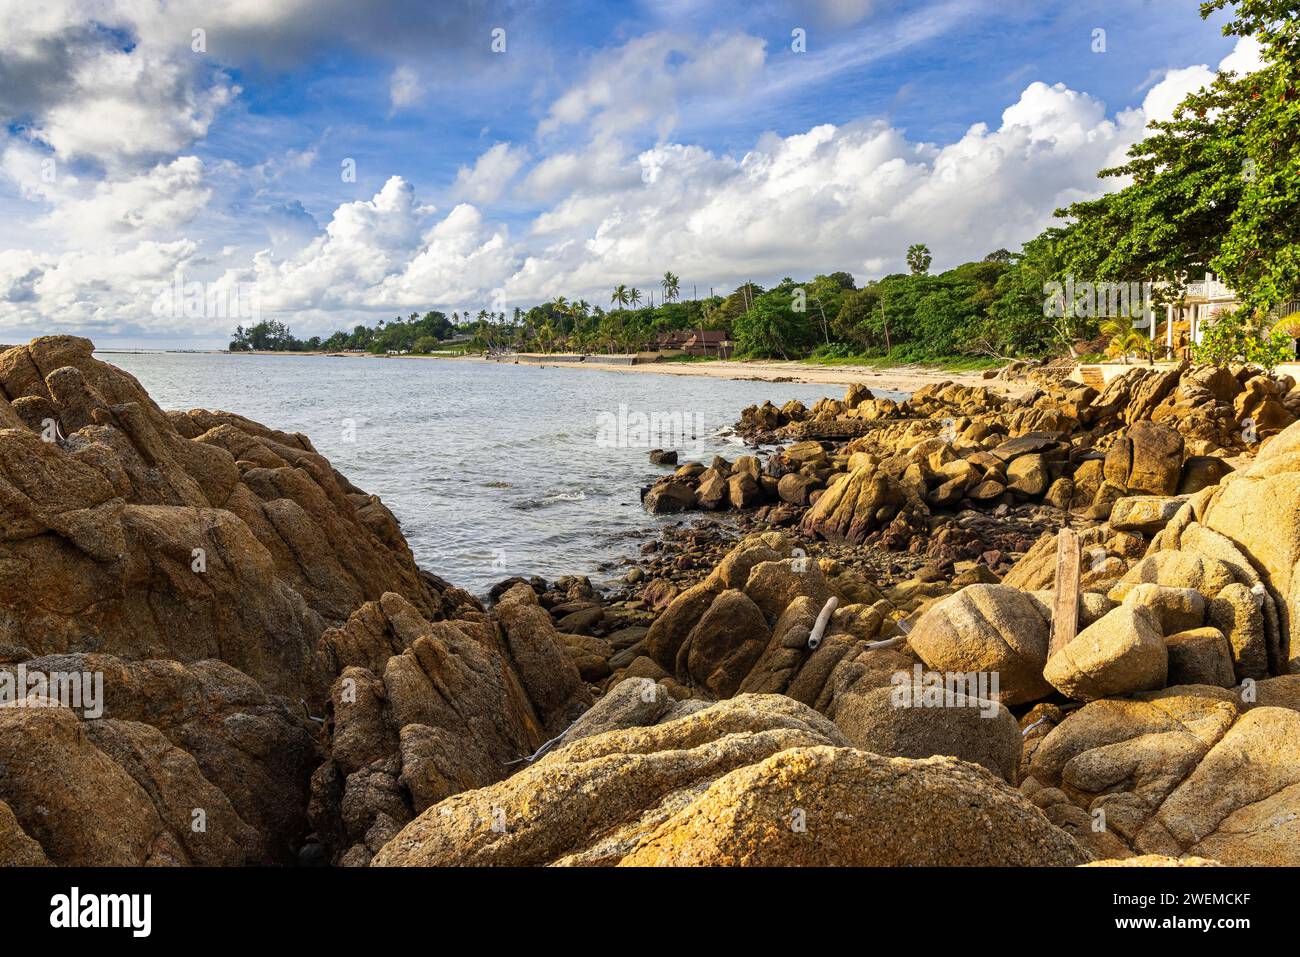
[0,0,1253,346]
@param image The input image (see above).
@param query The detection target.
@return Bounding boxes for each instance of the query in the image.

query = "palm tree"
[611,285,630,310]
[629,287,642,308]
[1101,318,1143,365]
[661,271,680,303]
[906,243,932,275]
[1273,313,1300,340]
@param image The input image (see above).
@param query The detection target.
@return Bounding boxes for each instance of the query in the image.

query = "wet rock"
[777,472,820,505]
[644,480,696,514]
[727,471,762,509]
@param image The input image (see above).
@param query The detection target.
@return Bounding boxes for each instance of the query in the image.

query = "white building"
[1159,273,1241,352]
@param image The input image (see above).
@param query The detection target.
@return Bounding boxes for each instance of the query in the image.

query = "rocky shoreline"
[1,336,1297,867]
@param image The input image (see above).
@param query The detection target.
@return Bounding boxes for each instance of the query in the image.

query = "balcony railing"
[1184,278,1236,300]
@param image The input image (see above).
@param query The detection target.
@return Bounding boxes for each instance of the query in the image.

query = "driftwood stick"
[503,713,584,766]
[864,636,905,650]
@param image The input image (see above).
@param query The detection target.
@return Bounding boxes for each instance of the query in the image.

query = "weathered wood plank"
[1048,527,1081,657]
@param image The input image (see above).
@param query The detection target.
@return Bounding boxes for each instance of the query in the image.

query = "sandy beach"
[106,348,1033,397]
[480,354,1033,397]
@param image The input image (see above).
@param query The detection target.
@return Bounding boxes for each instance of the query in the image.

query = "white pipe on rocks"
[807,596,838,650]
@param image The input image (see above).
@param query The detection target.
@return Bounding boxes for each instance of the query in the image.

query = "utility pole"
[815,297,830,344]
[880,291,891,355]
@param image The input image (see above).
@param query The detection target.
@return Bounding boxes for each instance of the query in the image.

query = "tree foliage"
[1058,0,1300,312]
[1192,306,1293,368]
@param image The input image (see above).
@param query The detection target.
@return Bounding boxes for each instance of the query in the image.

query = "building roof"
[684,330,729,343]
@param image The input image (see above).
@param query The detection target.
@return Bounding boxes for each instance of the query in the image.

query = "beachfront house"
[1150,272,1300,358]
[681,331,734,358]
[1154,273,1242,356]
[653,329,735,358]
[655,330,694,351]
[1083,272,1300,384]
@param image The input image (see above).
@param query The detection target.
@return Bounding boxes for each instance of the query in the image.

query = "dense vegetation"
[233,2,1300,367]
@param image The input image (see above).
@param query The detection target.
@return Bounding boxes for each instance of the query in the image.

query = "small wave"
[547,490,587,502]
[513,489,590,510]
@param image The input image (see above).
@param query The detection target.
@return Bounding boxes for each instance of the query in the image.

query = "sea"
[102,352,899,595]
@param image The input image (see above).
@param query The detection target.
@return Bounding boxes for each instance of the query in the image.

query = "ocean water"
[102,352,893,594]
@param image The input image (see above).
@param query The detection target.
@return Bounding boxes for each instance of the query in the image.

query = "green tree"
[1193,306,1292,368]
[734,287,806,358]
[976,232,1079,356]
[1057,1,1300,311]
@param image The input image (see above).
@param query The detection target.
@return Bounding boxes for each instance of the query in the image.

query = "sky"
[0,0,1263,348]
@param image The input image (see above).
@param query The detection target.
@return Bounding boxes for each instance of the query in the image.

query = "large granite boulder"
[832,685,1022,783]
[1025,691,1300,865]
[308,588,590,866]
[907,585,1053,705]
[372,694,1088,867]
[799,464,907,544]
[1043,605,1168,701]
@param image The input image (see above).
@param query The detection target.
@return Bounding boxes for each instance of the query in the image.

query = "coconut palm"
[1101,317,1144,365]
[629,287,642,308]
[661,271,680,303]
[611,285,630,310]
